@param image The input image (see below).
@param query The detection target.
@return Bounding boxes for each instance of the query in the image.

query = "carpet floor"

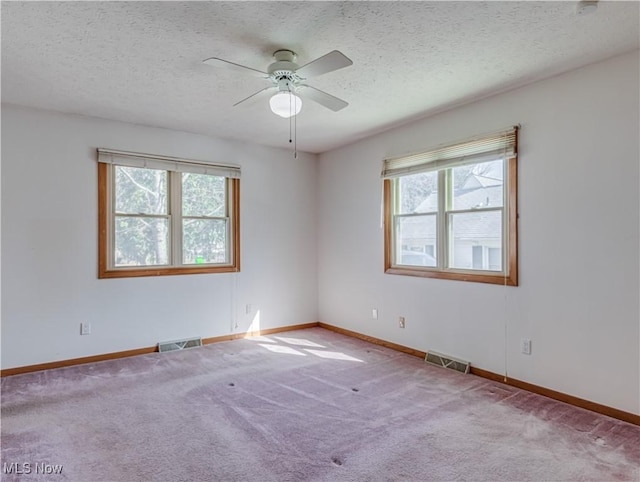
[1,327,639,481]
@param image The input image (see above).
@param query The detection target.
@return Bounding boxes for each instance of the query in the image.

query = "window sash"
[393,213,438,268]
[181,217,230,265]
[113,214,171,267]
[446,208,504,272]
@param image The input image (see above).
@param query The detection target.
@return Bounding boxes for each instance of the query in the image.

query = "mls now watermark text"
[3,462,64,475]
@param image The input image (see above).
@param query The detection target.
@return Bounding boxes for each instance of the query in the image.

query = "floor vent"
[425,351,470,374]
[158,337,202,353]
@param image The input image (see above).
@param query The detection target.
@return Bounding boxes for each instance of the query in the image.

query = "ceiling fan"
[203,49,353,118]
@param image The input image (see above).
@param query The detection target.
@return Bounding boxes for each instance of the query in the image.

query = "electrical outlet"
[521,338,531,355]
[81,322,91,335]
[372,309,378,319]
[245,304,252,315]
[398,316,405,329]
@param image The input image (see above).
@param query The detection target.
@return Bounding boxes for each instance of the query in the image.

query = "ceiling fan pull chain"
[294,110,298,159]
[289,95,292,144]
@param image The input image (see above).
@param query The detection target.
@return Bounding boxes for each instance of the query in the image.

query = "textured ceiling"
[2,1,638,154]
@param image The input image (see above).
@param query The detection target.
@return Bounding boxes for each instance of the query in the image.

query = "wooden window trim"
[383,156,518,286]
[98,162,240,279]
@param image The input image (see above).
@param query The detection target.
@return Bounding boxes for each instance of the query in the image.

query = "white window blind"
[382,126,518,179]
[97,148,241,179]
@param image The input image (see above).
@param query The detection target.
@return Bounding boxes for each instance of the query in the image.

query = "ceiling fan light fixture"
[269,91,302,118]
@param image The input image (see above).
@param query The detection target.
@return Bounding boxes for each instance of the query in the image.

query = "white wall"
[317,51,640,414]
[1,106,318,368]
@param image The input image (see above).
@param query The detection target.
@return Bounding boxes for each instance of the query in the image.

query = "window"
[98,149,240,278]
[383,127,518,286]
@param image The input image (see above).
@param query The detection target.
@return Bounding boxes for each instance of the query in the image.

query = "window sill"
[384,266,517,286]
[98,265,240,279]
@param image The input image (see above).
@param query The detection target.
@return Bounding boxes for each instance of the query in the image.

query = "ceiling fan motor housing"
[268,49,302,84]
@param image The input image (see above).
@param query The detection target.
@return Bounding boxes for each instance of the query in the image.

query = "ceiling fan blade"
[298,85,349,112]
[233,86,275,107]
[295,50,353,78]
[203,57,268,77]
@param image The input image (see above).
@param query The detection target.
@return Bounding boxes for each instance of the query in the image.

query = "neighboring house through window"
[98,149,240,278]
[382,127,518,286]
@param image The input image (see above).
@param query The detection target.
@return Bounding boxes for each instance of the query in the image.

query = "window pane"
[183,219,227,264]
[115,216,169,266]
[395,215,437,267]
[115,166,167,215]
[182,174,225,217]
[398,171,438,214]
[452,159,503,210]
[450,211,502,271]
[488,247,501,271]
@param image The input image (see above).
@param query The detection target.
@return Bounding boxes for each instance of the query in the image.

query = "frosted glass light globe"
[269,92,302,118]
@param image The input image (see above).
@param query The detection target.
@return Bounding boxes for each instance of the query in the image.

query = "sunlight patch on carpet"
[303,349,364,362]
[273,336,326,348]
[258,344,306,356]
